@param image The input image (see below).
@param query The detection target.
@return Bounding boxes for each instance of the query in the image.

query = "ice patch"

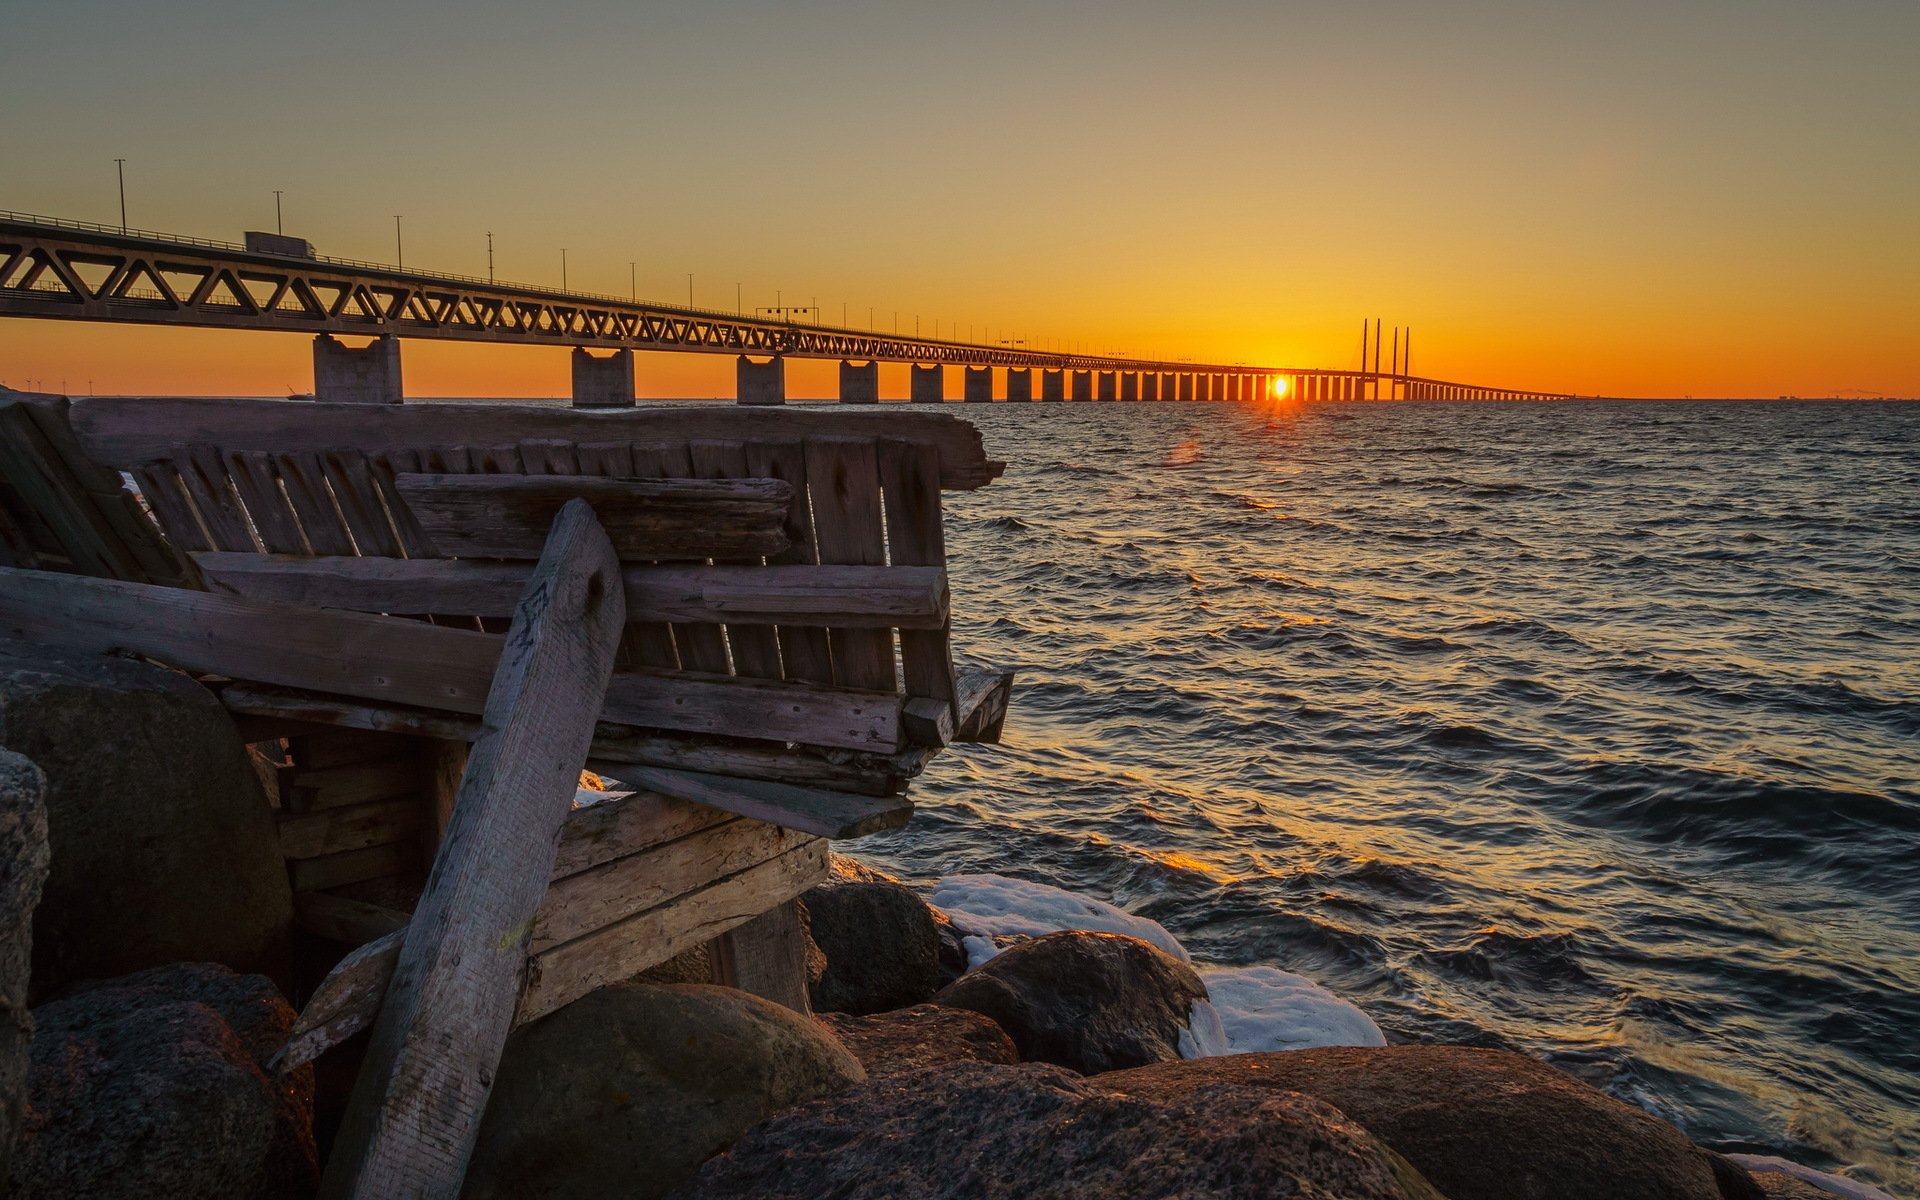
[931,874,1192,962]
[1179,998,1231,1059]
[1196,965,1386,1053]
[960,934,1001,970]
[1725,1155,1897,1200]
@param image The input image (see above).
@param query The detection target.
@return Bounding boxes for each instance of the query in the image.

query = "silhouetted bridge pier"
[0,213,1570,405]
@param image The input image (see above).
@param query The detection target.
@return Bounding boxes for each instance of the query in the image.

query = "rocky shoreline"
[0,643,1895,1199]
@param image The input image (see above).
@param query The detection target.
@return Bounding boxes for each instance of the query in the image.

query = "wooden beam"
[392,473,791,560]
[71,396,1004,490]
[320,499,626,1200]
[0,566,903,753]
[194,554,948,628]
[711,900,813,1014]
[294,891,411,945]
[954,666,1014,744]
[606,765,911,840]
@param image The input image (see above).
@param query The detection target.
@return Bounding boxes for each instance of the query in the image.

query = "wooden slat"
[574,441,633,476]
[294,891,411,945]
[880,438,959,744]
[272,928,403,1073]
[289,758,424,810]
[0,565,902,753]
[15,396,193,585]
[690,439,782,678]
[805,438,895,692]
[0,403,146,579]
[320,451,403,557]
[275,451,358,557]
[74,397,1004,490]
[291,728,411,772]
[747,440,833,683]
[711,900,813,1014]
[279,797,425,860]
[369,450,438,559]
[518,836,827,1024]
[553,788,734,878]
[129,465,211,553]
[954,666,1015,743]
[609,764,911,840]
[224,450,307,554]
[194,554,948,627]
[394,473,790,561]
[174,445,258,551]
[621,442,693,670]
[321,498,626,1200]
[517,438,578,475]
[290,842,420,892]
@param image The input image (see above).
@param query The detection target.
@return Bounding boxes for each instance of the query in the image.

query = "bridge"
[0,212,1570,405]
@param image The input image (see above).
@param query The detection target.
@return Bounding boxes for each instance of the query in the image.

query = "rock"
[929,904,973,986]
[817,1004,1018,1076]
[0,751,49,1180]
[1103,1045,1758,1200]
[464,982,865,1200]
[935,931,1208,1074]
[0,642,292,999]
[827,851,898,884]
[802,880,941,1014]
[1749,1171,1832,1199]
[8,962,316,1199]
[672,1060,1447,1200]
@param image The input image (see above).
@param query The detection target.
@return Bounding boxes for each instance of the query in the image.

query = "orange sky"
[4,1,1917,399]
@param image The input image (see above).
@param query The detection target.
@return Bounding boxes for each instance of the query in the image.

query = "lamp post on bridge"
[560,248,567,291]
[273,190,284,236]
[393,216,403,269]
[487,232,494,283]
[113,159,127,231]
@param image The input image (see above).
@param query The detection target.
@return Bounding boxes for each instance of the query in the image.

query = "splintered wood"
[319,499,625,1200]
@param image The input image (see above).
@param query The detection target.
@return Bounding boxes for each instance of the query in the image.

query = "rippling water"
[844,400,1919,1193]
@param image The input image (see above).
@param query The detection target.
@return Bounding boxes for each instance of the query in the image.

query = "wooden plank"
[319,451,403,557]
[194,554,946,627]
[320,498,626,1200]
[551,788,734,879]
[369,450,438,559]
[225,450,307,553]
[394,473,791,561]
[574,441,633,476]
[290,841,419,892]
[622,441,694,670]
[517,438,578,475]
[748,440,834,684]
[74,396,1004,490]
[130,465,211,553]
[426,739,468,850]
[291,728,411,772]
[518,837,827,1024]
[275,452,358,556]
[669,441,739,676]
[689,439,782,678]
[294,891,412,945]
[602,670,900,752]
[278,796,424,859]
[289,756,424,810]
[532,816,803,952]
[215,681,918,795]
[711,900,813,1014]
[805,438,895,692]
[954,666,1015,743]
[271,927,404,1075]
[609,765,912,840]
[174,445,258,551]
[880,438,959,745]
[0,404,145,579]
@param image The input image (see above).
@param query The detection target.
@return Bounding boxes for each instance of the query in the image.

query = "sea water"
[840,399,1919,1193]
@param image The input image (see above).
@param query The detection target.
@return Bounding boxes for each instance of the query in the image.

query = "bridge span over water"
[0,213,1569,405]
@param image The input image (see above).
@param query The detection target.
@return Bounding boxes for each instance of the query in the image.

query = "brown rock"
[0,750,49,1181]
[935,930,1208,1074]
[1748,1170,1841,1199]
[8,962,316,1199]
[803,880,941,1014]
[463,982,865,1200]
[672,1060,1446,1200]
[817,1004,1018,1076]
[1104,1045,1759,1200]
[0,642,292,999]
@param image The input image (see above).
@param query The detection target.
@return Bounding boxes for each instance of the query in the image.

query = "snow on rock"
[1195,965,1385,1053]
[930,874,1192,963]
[1725,1155,1898,1200]
[1178,999,1231,1059]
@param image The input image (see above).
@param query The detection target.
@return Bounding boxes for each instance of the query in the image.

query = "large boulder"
[802,880,942,1014]
[672,1060,1446,1200]
[8,962,316,1199]
[464,982,866,1200]
[935,931,1209,1074]
[1104,1046,1763,1200]
[0,642,292,998]
[817,1004,1018,1076]
[0,750,49,1179]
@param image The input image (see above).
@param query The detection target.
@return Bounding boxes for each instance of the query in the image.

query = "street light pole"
[561,248,568,291]
[394,216,403,269]
[632,263,637,303]
[487,232,494,283]
[687,274,693,307]
[114,159,126,231]
[273,190,283,235]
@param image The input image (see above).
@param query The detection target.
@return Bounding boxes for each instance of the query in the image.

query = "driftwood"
[608,765,911,840]
[194,554,948,627]
[319,499,626,1200]
[392,472,791,559]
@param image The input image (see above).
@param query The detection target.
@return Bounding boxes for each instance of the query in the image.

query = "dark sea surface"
[843,400,1919,1193]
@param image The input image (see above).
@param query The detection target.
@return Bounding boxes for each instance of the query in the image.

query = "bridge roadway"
[0,212,1570,405]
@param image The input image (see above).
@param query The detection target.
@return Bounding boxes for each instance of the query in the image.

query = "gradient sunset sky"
[3,0,1915,399]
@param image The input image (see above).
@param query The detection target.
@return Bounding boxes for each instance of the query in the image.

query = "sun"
[1270,377,1289,399]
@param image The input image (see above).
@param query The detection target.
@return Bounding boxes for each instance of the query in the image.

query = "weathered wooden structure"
[0,389,1012,1197]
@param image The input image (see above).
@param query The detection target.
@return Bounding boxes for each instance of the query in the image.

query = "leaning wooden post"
[319,498,625,1200]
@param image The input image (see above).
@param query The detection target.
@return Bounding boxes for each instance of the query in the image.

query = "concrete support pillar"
[1200,375,1216,401]
[1162,372,1178,399]
[736,355,785,405]
[838,359,880,403]
[571,347,635,408]
[1141,373,1159,401]
[1229,376,1244,402]
[313,334,402,405]
[963,366,993,403]
[1178,373,1194,401]
[1070,370,1093,401]
[1096,371,1117,401]
[1121,372,1139,401]
[910,363,944,403]
[1041,369,1065,401]
[1006,368,1034,402]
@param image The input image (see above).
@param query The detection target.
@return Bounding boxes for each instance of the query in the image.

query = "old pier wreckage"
[0,389,1012,1196]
